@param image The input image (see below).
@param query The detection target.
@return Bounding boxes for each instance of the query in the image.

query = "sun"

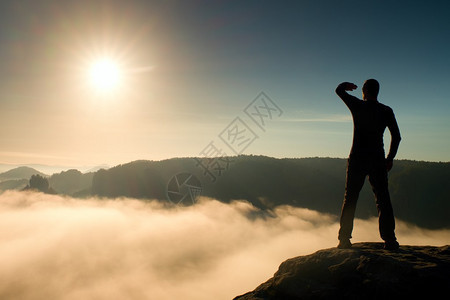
[88,58,122,92]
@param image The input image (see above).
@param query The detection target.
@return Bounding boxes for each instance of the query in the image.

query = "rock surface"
[234,242,450,299]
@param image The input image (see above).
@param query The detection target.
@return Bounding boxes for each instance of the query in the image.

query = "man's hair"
[363,79,380,97]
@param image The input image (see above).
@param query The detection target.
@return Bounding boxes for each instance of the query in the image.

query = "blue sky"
[0,0,448,167]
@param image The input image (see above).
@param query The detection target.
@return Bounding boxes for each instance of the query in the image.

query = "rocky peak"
[235,242,450,299]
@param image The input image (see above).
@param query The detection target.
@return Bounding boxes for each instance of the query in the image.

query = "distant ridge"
[85,164,110,173]
[0,166,47,181]
[0,164,110,175]
[2,156,449,229]
[91,156,450,229]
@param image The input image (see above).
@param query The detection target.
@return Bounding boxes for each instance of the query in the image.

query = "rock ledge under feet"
[234,242,450,299]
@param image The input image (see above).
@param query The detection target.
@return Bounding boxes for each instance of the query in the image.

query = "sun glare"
[89,58,121,92]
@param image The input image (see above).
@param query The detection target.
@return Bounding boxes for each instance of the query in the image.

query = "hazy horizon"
[2,154,449,176]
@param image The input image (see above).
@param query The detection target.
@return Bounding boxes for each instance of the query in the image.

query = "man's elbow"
[335,86,341,94]
[335,85,345,97]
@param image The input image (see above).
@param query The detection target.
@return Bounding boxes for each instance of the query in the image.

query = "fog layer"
[1,191,449,299]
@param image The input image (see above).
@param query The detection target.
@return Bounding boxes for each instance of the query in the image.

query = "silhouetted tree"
[30,174,49,191]
[24,174,56,194]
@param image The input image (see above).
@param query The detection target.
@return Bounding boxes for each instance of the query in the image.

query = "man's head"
[362,79,379,101]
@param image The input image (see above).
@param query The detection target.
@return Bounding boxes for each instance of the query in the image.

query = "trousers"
[338,156,396,242]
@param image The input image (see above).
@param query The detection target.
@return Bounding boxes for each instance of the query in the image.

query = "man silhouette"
[336,79,401,250]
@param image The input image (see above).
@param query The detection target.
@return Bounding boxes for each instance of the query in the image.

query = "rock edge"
[234,242,450,299]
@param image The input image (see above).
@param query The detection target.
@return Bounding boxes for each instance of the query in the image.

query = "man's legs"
[368,160,397,247]
[338,158,367,244]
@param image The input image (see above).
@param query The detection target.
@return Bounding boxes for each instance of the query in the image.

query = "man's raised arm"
[335,82,359,109]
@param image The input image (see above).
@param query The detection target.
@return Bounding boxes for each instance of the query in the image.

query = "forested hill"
[91,156,450,229]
